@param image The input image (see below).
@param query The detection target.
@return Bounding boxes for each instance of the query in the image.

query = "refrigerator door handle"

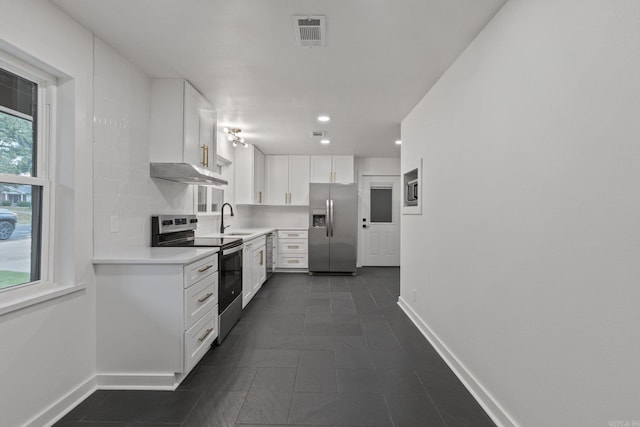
[326,199,330,237]
[330,199,334,237]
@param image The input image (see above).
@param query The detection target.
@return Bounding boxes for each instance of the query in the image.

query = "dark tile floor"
[56,268,495,427]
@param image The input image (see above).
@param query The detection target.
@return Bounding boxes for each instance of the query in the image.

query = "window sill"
[0,282,87,317]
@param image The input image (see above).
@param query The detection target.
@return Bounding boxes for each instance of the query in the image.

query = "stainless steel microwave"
[406,179,418,205]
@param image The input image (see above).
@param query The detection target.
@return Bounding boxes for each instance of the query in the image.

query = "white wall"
[93,38,194,256]
[400,1,640,426]
[0,1,96,426]
[235,205,308,229]
[355,157,400,178]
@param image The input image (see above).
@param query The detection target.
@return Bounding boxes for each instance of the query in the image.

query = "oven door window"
[219,249,243,310]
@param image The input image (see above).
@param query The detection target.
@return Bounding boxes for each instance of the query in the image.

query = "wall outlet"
[110,215,119,233]
[413,288,417,302]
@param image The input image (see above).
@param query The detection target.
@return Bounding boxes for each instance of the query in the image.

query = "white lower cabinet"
[95,253,219,389]
[184,307,218,372]
[253,243,266,292]
[242,240,254,308]
[242,235,267,308]
[277,229,308,270]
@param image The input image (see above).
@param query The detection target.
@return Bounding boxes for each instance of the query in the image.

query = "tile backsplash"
[93,39,194,256]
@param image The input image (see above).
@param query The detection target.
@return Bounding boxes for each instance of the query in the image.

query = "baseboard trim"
[397,297,518,427]
[96,373,178,391]
[25,376,97,427]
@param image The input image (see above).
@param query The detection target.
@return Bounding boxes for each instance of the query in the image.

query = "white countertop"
[199,227,276,242]
[93,247,219,265]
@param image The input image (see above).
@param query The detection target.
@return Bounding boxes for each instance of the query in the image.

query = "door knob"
[362,224,370,229]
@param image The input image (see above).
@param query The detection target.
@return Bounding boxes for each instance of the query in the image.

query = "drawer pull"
[198,292,214,303]
[198,327,214,342]
[288,245,298,249]
[288,233,299,237]
[197,264,214,273]
[287,259,299,263]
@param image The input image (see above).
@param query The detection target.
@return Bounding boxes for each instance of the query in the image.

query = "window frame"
[0,50,56,293]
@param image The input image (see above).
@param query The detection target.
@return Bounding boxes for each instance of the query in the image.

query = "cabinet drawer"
[278,239,307,254]
[279,254,308,268]
[184,306,218,373]
[278,230,308,239]
[184,274,218,330]
[184,254,218,288]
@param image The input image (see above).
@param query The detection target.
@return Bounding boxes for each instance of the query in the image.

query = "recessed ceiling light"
[317,115,330,122]
[320,139,330,144]
[395,140,402,145]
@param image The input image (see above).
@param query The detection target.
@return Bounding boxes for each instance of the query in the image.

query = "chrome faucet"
[220,203,234,234]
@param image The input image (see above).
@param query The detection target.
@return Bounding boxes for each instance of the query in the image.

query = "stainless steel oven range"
[151,214,243,343]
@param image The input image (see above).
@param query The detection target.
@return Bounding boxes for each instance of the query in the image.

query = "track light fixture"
[223,127,248,148]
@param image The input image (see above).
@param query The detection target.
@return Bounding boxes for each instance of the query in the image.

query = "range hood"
[150,163,228,186]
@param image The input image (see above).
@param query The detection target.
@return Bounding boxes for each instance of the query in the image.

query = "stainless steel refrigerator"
[309,183,357,274]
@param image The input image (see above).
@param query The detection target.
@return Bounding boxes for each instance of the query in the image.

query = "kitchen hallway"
[55,268,494,427]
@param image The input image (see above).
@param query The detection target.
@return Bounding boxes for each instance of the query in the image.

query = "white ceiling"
[52,0,505,157]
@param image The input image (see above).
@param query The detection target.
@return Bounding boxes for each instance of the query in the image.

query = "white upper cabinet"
[289,156,311,204]
[254,148,265,204]
[310,155,354,183]
[265,155,310,205]
[309,155,332,183]
[235,144,266,204]
[332,155,354,183]
[150,79,216,170]
[265,155,289,205]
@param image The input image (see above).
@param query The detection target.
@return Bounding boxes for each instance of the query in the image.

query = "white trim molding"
[96,373,179,391]
[397,297,519,427]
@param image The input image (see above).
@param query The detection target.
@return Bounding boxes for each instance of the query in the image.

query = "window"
[0,58,52,291]
[370,186,393,223]
[196,155,231,215]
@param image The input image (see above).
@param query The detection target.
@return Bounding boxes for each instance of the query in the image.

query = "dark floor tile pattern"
[55,267,495,427]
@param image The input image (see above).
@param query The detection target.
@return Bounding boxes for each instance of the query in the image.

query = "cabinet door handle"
[198,327,213,342]
[197,264,214,273]
[198,292,214,303]
[285,192,287,204]
[203,145,209,168]
[260,250,263,265]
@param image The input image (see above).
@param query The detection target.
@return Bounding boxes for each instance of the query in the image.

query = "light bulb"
[320,139,330,144]
[317,115,330,122]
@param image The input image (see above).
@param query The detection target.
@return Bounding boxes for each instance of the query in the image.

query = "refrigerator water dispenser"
[312,209,326,227]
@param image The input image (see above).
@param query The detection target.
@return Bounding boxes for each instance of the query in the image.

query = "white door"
[361,176,401,266]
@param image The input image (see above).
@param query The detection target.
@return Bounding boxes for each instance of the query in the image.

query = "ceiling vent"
[312,130,326,137]
[293,15,326,47]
